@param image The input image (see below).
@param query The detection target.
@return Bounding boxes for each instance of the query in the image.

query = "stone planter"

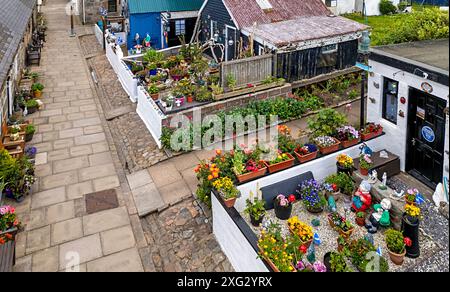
[294,150,318,164]
[264,153,295,174]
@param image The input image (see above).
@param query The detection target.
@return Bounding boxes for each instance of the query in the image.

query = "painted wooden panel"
[221,54,273,87]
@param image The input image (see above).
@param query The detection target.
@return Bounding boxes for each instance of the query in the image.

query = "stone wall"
[80,0,121,24]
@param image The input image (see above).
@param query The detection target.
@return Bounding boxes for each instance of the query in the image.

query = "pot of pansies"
[232,147,267,183]
[402,204,421,258]
[405,188,419,205]
[336,125,360,148]
[24,124,36,142]
[355,211,366,226]
[264,152,295,174]
[385,228,407,265]
[328,212,354,239]
[287,216,314,248]
[294,143,318,163]
[273,194,295,220]
[147,84,160,101]
[359,154,373,176]
[212,177,239,208]
[361,122,383,141]
[336,153,354,175]
[244,195,266,227]
[297,179,326,213]
[314,136,341,155]
[25,146,37,160]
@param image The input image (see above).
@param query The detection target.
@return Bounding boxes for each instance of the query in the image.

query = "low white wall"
[212,193,269,272]
[136,86,166,148]
[338,0,356,14]
[355,0,400,16]
[367,59,449,179]
[105,39,138,103]
[94,24,103,46]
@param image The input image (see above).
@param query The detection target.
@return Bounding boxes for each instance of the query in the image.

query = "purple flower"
[313,261,327,272]
[295,260,305,270]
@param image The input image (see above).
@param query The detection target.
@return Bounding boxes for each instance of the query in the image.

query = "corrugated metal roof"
[0,0,36,87]
[128,0,204,14]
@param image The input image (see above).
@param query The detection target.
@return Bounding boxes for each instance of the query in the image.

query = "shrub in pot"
[273,194,295,220]
[324,172,355,197]
[212,177,239,208]
[25,99,39,114]
[385,228,407,265]
[328,251,353,272]
[355,211,366,226]
[31,83,44,98]
[147,62,158,76]
[359,154,373,176]
[244,195,266,226]
[147,84,160,101]
[25,124,36,142]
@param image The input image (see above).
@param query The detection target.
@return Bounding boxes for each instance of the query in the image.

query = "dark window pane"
[382,78,398,124]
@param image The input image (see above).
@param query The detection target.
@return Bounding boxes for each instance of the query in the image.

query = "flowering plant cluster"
[232,145,265,175]
[314,136,337,148]
[405,204,421,219]
[275,194,295,208]
[297,179,326,209]
[336,125,360,141]
[287,216,313,242]
[258,226,295,272]
[25,146,37,158]
[322,182,338,193]
[268,152,291,165]
[362,123,383,134]
[295,143,317,156]
[359,154,373,170]
[405,188,419,203]
[0,205,20,232]
[329,212,353,232]
[212,177,239,200]
[295,260,327,272]
[336,153,354,168]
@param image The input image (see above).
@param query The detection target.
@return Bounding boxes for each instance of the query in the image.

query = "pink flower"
[313,261,327,272]
[0,207,7,215]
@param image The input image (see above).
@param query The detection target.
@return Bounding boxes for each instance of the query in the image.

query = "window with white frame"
[321,43,338,54]
[325,0,337,7]
[256,0,273,10]
[175,19,186,36]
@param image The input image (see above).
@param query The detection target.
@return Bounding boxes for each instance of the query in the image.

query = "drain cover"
[85,189,119,214]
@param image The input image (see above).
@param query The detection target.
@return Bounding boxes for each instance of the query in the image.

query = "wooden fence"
[220,54,273,88]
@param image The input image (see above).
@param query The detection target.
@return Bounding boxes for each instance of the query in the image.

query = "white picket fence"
[136,86,166,148]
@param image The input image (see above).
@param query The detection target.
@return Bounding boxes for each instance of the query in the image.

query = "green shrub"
[25,124,36,135]
[307,108,348,138]
[25,99,39,108]
[397,1,408,12]
[379,0,397,15]
[385,228,405,254]
[31,83,44,92]
[324,172,355,196]
[330,252,353,272]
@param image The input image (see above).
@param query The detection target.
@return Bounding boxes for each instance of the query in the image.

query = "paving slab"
[158,180,192,205]
[82,206,130,235]
[59,234,103,270]
[32,246,59,272]
[100,225,136,255]
[51,217,84,245]
[126,169,153,190]
[86,248,144,272]
[131,183,165,217]
[67,181,94,200]
[26,225,51,254]
[148,162,183,188]
[31,187,66,209]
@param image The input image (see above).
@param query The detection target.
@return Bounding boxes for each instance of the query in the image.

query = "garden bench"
[0,228,17,272]
[261,171,314,209]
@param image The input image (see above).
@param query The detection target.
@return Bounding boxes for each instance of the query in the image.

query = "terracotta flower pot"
[318,138,341,155]
[235,167,267,183]
[360,167,369,176]
[294,151,318,164]
[223,197,237,208]
[388,249,406,265]
[33,90,42,98]
[264,153,295,174]
[187,95,194,103]
[361,129,383,141]
[338,227,354,239]
[341,138,360,148]
[150,93,159,101]
[356,216,366,227]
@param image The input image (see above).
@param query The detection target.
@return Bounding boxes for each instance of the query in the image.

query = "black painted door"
[226,26,236,61]
[407,88,446,187]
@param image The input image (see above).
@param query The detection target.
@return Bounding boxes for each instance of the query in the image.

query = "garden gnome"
[365,198,392,233]
[351,180,372,213]
[328,196,337,213]
[144,33,151,47]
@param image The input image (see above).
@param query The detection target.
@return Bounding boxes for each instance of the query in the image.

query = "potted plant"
[147,84,160,101]
[258,223,296,272]
[0,205,21,244]
[336,154,354,175]
[25,99,39,114]
[264,152,295,174]
[348,238,389,272]
[324,172,354,197]
[287,216,313,248]
[361,123,383,141]
[165,96,174,111]
[9,125,21,141]
[25,146,37,159]
[170,66,186,81]
[147,62,158,76]
[273,194,295,220]
[297,179,326,213]
[294,143,318,163]
[212,177,239,208]
[337,235,348,252]
[314,136,341,155]
[31,83,44,98]
[336,125,360,148]
[244,195,266,226]
[232,148,267,183]
[359,154,373,176]
[402,204,421,258]
[405,188,419,205]
[385,229,407,265]
[326,251,353,272]
[328,212,354,239]
[30,72,39,83]
[355,211,366,226]
[24,124,36,142]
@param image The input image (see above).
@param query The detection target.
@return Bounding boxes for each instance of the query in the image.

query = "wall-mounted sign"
[416,107,425,120]
[421,82,433,93]
[421,126,435,143]
[399,110,405,118]
[400,96,406,104]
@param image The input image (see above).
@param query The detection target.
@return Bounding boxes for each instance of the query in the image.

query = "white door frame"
[225,25,237,62]
[7,77,13,116]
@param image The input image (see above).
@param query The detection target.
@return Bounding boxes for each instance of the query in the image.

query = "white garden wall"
[136,86,166,148]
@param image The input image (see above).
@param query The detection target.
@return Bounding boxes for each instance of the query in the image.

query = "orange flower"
[0,238,4,245]
[5,233,12,240]
[213,172,219,178]
[207,175,213,180]
[216,149,222,156]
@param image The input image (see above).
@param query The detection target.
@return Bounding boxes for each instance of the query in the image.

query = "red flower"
[331,184,338,192]
[404,237,412,247]
[288,194,296,203]
[299,245,307,254]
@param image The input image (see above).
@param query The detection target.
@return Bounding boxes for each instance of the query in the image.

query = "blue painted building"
[125,0,204,50]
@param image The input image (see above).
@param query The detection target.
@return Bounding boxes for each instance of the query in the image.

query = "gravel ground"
[241,196,447,272]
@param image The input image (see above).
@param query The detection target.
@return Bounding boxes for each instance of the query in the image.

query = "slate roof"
[0,0,36,87]
[128,0,204,14]
[222,0,332,29]
[245,16,368,47]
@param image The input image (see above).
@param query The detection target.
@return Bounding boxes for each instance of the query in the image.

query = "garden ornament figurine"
[359,143,373,156]
[328,196,337,213]
[306,243,316,263]
[351,180,372,213]
[379,172,388,190]
[144,33,151,47]
[365,198,392,233]
[313,233,321,246]
[364,233,374,245]
[368,169,378,184]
